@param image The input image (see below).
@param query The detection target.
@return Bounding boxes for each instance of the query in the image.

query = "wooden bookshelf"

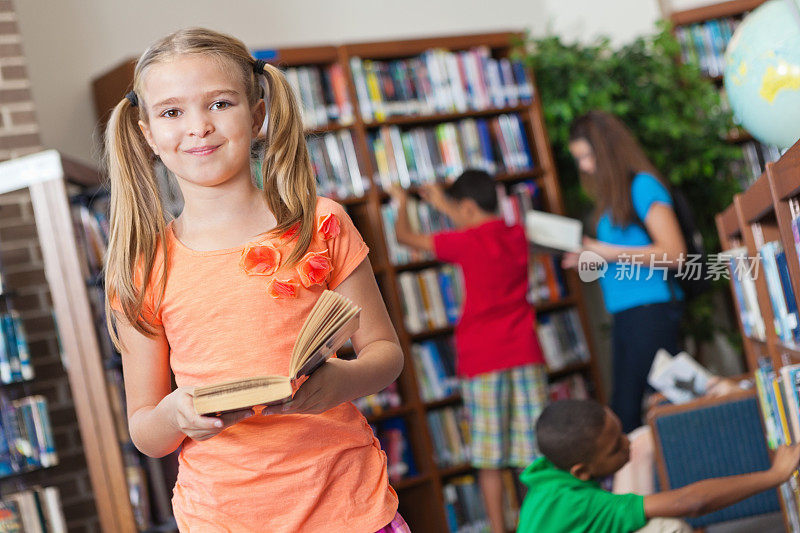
[90,32,604,533]
[716,139,800,532]
[663,0,774,188]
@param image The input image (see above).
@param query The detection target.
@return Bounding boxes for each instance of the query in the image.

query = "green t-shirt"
[517,457,647,533]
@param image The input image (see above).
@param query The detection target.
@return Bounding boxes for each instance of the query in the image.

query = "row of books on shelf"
[675,16,740,78]
[413,338,459,403]
[537,309,590,371]
[306,130,368,200]
[738,140,783,187]
[371,418,417,483]
[398,266,463,335]
[381,198,454,265]
[549,374,590,401]
[71,197,110,280]
[727,246,767,340]
[760,240,800,346]
[350,48,534,123]
[0,394,56,475]
[428,406,470,468]
[444,475,491,533]
[282,64,353,129]
[528,254,568,305]
[353,382,403,418]
[754,358,800,530]
[369,114,533,190]
[0,486,67,533]
[0,311,33,385]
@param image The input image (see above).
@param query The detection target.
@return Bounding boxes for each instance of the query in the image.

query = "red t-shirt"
[433,219,545,377]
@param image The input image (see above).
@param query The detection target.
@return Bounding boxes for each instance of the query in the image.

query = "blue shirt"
[597,173,683,314]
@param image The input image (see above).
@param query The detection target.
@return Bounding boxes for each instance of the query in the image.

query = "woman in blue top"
[564,111,687,433]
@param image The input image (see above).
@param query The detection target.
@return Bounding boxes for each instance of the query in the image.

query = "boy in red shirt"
[390,170,548,533]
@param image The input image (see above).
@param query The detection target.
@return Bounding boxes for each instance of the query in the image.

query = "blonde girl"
[104,27,408,532]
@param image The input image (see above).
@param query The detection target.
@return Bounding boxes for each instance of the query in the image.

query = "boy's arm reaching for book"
[389,186,434,253]
[643,444,800,519]
[117,318,252,457]
[264,257,403,415]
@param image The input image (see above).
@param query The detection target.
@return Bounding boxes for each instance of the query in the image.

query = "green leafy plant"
[515,23,744,342]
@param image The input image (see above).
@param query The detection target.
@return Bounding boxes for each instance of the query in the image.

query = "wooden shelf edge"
[436,463,474,479]
[669,0,765,26]
[547,360,590,380]
[363,104,532,128]
[390,473,431,491]
[424,394,462,410]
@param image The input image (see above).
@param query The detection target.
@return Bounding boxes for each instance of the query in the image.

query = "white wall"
[14,0,662,164]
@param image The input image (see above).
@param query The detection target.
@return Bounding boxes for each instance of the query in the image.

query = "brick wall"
[0,1,100,531]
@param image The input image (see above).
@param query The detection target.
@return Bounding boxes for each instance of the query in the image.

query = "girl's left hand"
[262,358,354,416]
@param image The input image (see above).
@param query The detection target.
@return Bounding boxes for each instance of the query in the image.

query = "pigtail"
[103,95,168,347]
[258,62,317,266]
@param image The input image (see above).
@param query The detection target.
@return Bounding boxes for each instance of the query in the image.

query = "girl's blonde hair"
[104,27,317,344]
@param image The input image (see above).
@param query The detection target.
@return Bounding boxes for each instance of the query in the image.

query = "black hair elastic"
[253,59,267,74]
[125,90,138,107]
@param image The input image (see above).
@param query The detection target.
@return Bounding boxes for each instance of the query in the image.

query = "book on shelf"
[527,253,568,305]
[536,309,590,371]
[368,114,532,189]
[427,406,470,468]
[381,197,454,265]
[647,349,712,405]
[253,62,353,129]
[0,311,33,385]
[675,17,740,78]
[412,338,459,403]
[6,486,67,533]
[754,357,800,526]
[0,393,57,475]
[726,246,767,341]
[760,241,800,345]
[193,290,360,415]
[371,418,417,483]
[353,382,402,418]
[524,210,583,253]
[350,48,533,123]
[549,374,590,401]
[397,266,463,335]
[306,130,368,200]
[443,475,490,533]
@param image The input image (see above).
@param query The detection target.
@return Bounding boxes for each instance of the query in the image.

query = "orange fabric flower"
[240,243,281,276]
[317,213,341,241]
[267,278,299,299]
[296,250,333,288]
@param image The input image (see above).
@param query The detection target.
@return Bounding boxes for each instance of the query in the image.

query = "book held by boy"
[524,210,582,253]
[193,290,360,415]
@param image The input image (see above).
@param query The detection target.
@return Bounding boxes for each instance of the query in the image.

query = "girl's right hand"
[165,387,254,441]
[562,251,580,269]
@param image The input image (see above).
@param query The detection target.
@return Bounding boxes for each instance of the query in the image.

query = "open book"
[647,349,712,405]
[193,290,361,415]
[524,210,583,253]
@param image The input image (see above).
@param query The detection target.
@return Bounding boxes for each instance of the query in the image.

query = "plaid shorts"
[461,364,549,469]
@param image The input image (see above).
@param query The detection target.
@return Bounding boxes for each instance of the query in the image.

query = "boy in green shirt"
[518,399,800,533]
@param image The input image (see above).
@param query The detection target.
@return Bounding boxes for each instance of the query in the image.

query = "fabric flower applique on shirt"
[297,250,333,287]
[279,222,301,244]
[267,278,299,299]
[240,243,281,276]
[317,213,341,241]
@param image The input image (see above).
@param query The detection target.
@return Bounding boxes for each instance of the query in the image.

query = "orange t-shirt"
[138,197,397,532]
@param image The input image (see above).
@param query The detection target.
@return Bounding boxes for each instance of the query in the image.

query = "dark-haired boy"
[390,170,548,533]
[518,399,800,533]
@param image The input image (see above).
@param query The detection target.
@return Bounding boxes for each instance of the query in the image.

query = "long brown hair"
[569,110,666,226]
[104,27,317,345]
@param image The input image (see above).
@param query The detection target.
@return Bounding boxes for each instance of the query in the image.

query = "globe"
[724,0,800,149]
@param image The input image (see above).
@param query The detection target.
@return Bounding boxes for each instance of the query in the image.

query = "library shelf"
[436,463,474,479]
[424,394,462,411]
[547,360,591,380]
[366,405,415,425]
[391,473,431,492]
